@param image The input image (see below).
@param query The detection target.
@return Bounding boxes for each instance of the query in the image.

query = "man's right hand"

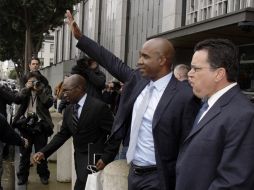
[33,152,45,164]
[65,10,82,40]
[25,80,34,89]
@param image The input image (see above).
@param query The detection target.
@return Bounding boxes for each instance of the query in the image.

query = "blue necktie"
[126,84,155,164]
[193,101,209,128]
[73,104,80,127]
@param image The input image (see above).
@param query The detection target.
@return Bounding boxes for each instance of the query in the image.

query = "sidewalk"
[14,111,71,190]
[27,161,71,190]
[14,147,71,190]
[2,160,15,190]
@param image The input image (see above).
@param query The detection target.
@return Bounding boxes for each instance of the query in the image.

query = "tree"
[9,69,17,80]
[0,0,81,79]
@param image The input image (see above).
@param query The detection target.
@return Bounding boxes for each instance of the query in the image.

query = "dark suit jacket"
[0,113,25,146]
[176,85,254,190]
[0,84,24,118]
[76,36,200,190]
[40,95,114,164]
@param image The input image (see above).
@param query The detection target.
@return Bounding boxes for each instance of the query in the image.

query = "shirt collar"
[149,72,172,92]
[77,93,87,108]
[208,83,237,107]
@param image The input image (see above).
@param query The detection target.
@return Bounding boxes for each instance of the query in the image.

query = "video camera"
[14,112,42,135]
[26,112,38,127]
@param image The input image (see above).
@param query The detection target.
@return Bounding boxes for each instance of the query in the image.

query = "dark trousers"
[128,164,161,190]
[74,151,90,190]
[17,131,50,181]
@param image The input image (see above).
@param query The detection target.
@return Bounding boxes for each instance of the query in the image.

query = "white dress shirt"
[198,83,237,122]
[76,94,87,118]
[131,73,172,166]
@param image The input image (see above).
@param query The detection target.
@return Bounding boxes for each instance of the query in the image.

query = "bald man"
[33,74,114,190]
[66,10,200,190]
[174,64,190,82]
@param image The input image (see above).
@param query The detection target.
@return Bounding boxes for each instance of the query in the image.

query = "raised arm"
[66,10,133,83]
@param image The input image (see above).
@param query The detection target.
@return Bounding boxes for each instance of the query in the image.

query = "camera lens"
[32,81,40,87]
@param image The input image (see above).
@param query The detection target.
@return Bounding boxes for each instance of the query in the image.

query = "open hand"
[65,10,82,40]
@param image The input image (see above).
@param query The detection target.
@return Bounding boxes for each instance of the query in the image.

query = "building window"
[41,43,44,52]
[50,58,54,65]
[190,0,195,11]
[235,0,240,10]
[194,12,198,23]
[223,1,228,13]
[39,58,44,67]
[50,44,54,53]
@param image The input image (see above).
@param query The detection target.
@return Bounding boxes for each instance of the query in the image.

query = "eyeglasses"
[190,65,213,73]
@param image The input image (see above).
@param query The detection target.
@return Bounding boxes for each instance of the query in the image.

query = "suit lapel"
[77,95,92,129]
[111,78,149,135]
[184,85,240,143]
[184,105,221,142]
[131,80,150,103]
[64,105,77,134]
[152,76,177,129]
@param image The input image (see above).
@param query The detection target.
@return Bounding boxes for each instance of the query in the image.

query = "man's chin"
[193,89,203,99]
[139,70,148,77]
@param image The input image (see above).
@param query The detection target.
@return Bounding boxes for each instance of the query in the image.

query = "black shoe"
[40,177,49,185]
[17,178,27,185]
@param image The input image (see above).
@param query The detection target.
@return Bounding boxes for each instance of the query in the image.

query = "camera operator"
[12,71,54,185]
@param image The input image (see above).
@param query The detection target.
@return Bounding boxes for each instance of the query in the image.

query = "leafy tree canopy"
[0,0,81,78]
[9,69,17,80]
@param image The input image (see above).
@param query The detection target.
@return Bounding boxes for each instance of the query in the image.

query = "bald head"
[62,74,86,104]
[137,38,176,81]
[64,74,86,91]
[174,64,190,81]
[144,38,175,64]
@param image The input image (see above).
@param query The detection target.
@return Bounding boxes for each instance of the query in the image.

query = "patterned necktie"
[192,101,209,128]
[126,84,155,163]
[72,104,80,127]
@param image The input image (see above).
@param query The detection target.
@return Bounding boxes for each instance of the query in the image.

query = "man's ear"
[215,68,226,82]
[159,56,167,66]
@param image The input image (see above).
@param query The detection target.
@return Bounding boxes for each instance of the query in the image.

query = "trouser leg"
[74,151,89,190]
[34,132,50,179]
[17,140,32,181]
[0,142,5,188]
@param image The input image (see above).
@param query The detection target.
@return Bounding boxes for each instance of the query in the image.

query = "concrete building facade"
[42,0,184,86]
[37,33,55,68]
[47,0,254,80]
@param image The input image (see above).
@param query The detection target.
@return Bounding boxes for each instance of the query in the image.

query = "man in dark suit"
[176,39,254,190]
[33,74,114,190]
[0,114,28,147]
[66,10,199,190]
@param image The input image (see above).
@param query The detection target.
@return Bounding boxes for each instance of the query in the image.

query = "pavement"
[14,147,71,190]
[2,111,71,190]
[2,160,15,190]
[27,161,71,190]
